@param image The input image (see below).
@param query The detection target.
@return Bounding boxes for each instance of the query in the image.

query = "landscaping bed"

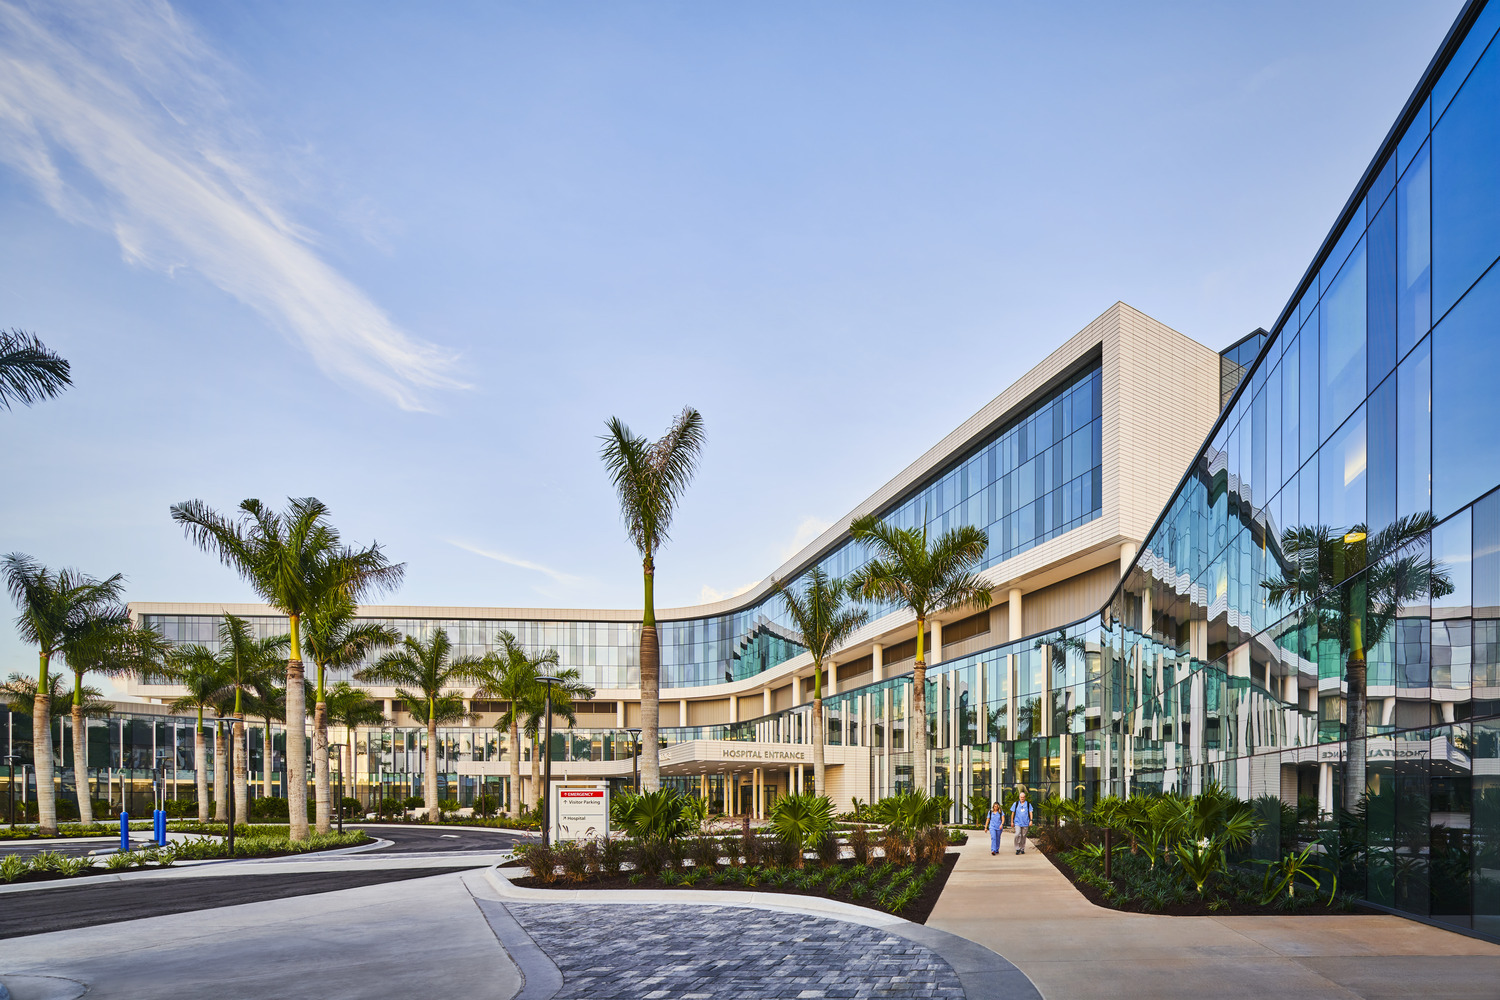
[507,851,958,924]
[1044,844,1369,917]
[0,830,370,885]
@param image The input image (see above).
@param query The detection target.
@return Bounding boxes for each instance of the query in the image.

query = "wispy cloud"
[699,580,758,604]
[779,515,833,562]
[0,0,465,410]
[449,540,583,587]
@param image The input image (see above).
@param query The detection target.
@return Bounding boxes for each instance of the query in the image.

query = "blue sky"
[0,0,1463,689]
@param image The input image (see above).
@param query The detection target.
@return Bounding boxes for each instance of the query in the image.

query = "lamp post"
[626,728,641,794]
[2,754,20,829]
[536,675,561,847]
[328,743,346,834]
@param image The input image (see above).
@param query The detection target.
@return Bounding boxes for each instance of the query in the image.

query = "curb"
[483,865,1042,1000]
[351,823,538,836]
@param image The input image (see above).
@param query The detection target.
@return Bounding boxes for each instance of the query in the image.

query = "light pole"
[328,743,346,834]
[626,728,641,794]
[2,754,20,829]
[536,675,561,847]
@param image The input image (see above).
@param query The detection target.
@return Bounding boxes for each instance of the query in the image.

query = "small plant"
[769,794,836,869]
[558,841,591,883]
[627,872,644,885]
[0,854,30,882]
[517,843,560,884]
[1258,845,1325,904]
[29,850,66,873]
[849,826,870,865]
[660,869,680,887]
[106,851,137,871]
[689,835,720,871]
[600,837,627,875]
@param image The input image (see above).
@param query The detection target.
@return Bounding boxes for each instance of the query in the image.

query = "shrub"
[849,826,870,865]
[879,830,909,865]
[688,835,720,871]
[339,797,363,817]
[617,789,695,842]
[403,796,424,810]
[106,851,137,871]
[250,797,291,821]
[629,838,670,879]
[438,799,461,814]
[376,798,404,817]
[558,841,593,882]
[600,837,627,874]
[517,843,559,884]
[872,791,952,835]
[473,795,499,817]
[815,831,842,866]
[769,794,835,868]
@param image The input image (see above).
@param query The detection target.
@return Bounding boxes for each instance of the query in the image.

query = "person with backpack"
[987,801,1006,855]
[1011,789,1035,854]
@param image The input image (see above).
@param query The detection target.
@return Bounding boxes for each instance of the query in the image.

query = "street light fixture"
[535,674,562,847]
[626,728,641,794]
[328,743,347,834]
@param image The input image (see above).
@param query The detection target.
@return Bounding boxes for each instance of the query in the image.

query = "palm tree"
[325,681,387,812]
[458,630,555,817]
[774,568,870,796]
[2,554,131,834]
[356,629,478,822]
[0,329,71,410]
[165,646,228,823]
[302,598,399,833]
[599,406,705,792]
[1264,513,1445,811]
[0,672,109,821]
[61,622,170,824]
[218,615,290,824]
[170,497,404,840]
[849,516,992,793]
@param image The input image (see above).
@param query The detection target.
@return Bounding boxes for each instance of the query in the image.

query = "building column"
[1008,589,1023,641]
[616,701,625,728]
[1119,541,1138,578]
[763,689,772,716]
[828,660,837,697]
[729,694,738,724]
[679,699,689,729]
[791,677,802,708]
[872,643,884,682]
[754,767,762,819]
[930,618,943,667]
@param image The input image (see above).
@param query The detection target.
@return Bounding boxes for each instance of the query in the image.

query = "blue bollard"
[154,809,164,845]
[120,811,129,852]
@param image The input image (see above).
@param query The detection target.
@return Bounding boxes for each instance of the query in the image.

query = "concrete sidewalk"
[0,871,521,1000]
[927,835,1500,1000]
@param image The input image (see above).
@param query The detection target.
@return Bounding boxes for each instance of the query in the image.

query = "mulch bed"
[505,851,959,925]
[1043,848,1378,918]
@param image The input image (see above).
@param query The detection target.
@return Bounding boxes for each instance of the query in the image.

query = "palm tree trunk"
[640,556,661,793]
[313,697,331,835]
[234,715,249,823]
[811,693,825,798]
[509,717,522,818]
[263,719,273,803]
[912,616,928,794]
[346,724,357,814]
[1346,653,1368,813]
[425,715,439,824]
[213,723,228,822]
[72,699,93,826]
[194,720,209,823]
[285,625,309,841]
[33,652,57,834]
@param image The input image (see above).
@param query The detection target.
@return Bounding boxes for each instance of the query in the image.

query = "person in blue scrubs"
[987,801,1006,855]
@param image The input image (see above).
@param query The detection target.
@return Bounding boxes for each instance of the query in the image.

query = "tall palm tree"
[774,568,870,796]
[849,516,992,793]
[458,630,556,817]
[1264,513,1445,811]
[165,645,227,823]
[2,554,131,834]
[170,497,404,840]
[356,629,478,822]
[218,615,290,824]
[302,598,399,833]
[600,406,705,792]
[1,673,109,820]
[61,623,170,824]
[0,329,71,411]
[325,681,387,811]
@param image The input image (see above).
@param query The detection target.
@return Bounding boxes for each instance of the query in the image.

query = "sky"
[0,0,1465,692]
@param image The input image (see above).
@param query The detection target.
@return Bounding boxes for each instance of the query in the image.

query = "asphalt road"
[356,823,534,854]
[0,867,478,939]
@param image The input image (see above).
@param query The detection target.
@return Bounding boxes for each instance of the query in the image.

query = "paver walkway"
[928,835,1500,999]
[508,902,966,1000]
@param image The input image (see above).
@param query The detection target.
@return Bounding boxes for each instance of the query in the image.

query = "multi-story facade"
[6,0,1500,942]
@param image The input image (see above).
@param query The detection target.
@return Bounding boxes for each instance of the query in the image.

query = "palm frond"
[0,329,71,410]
